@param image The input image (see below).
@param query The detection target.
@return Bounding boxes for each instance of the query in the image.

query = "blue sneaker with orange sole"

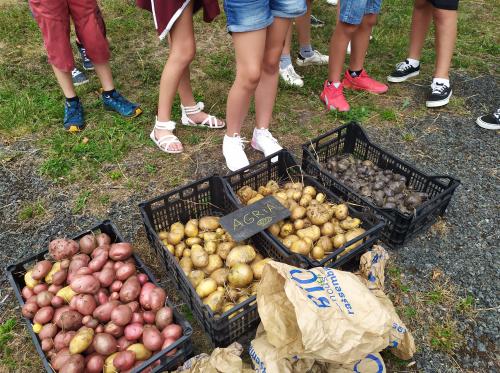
[64,98,85,132]
[101,90,142,118]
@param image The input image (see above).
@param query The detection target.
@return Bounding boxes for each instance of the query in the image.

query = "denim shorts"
[339,0,382,25]
[224,0,307,33]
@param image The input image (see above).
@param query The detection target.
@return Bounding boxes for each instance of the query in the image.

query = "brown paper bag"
[257,259,408,364]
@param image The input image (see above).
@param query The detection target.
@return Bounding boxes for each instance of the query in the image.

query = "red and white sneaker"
[320,80,350,112]
[343,70,388,94]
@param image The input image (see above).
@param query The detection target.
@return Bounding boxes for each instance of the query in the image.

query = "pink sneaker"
[343,70,388,94]
[320,80,350,112]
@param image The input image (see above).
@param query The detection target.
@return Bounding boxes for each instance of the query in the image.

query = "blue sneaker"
[71,68,89,86]
[64,99,85,132]
[76,43,94,71]
[102,90,142,118]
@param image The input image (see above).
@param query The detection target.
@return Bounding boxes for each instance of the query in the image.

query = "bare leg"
[52,66,76,98]
[295,0,312,47]
[93,63,115,91]
[408,0,433,60]
[226,29,267,136]
[255,18,292,129]
[349,14,377,71]
[433,7,457,79]
[282,24,292,57]
[328,22,358,82]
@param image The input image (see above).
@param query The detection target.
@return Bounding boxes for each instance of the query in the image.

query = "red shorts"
[29,0,110,72]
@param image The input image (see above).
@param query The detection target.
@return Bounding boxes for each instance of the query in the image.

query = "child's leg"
[432,6,457,79]
[93,63,115,91]
[296,0,312,47]
[255,18,292,129]
[328,22,358,82]
[226,30,267,136]
[283,25,293,57]
[408,0,433,60]
[52,66,77,98]
[349,14,377,71]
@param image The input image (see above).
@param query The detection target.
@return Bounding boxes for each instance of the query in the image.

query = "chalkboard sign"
[220,196,290,242]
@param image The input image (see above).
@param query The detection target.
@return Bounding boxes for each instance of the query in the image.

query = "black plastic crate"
[5,220,193,373]
[139,176,294,347]
[302,122,460,247]
[222,149,385,269]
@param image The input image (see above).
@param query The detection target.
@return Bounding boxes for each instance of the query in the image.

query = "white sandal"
[150,117,183,154]
[181,102,225,129]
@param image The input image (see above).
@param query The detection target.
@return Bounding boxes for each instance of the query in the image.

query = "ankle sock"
[328,81,341,88]
[102,89,116,97]
[299,44,314,58]
[407,58,420,68]
[279,55,292,70]
[432,77,450,87]
[66,96,79,103]
[348,69,363,78]
[254,127,269,136]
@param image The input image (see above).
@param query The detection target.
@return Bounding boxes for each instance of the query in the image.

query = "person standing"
[387,0,458,108]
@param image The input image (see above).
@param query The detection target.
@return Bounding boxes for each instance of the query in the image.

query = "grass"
[18,200,46,221]
[0,319,17,370]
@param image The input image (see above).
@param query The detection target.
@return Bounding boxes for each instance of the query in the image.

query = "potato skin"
[124,323,144,341]
[79,234,97,255]
[73,294,97,316]
[32,260,53,280]
[155,307,173,331]
[126,343,152,361]
[115,263,136,281]
[113,350,136,371]
[34,306,54,324]
[142,326,164,352]
[93,301,120,323]
[39,323,58,340]
[161,324,182,340]
[49,239,79,261]
[120,276,141,303]
[58,310,83,330]
[70,275,100,294]
[111,305,133,326]
[85,354,105,373]
[93,333,117,355]
[69,326,94,354]
[228,263,253,287]
[225,245,256,267]
[109,243,133,261]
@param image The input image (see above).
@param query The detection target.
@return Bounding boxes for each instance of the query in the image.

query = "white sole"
[73,79,89,87]
[296,59,328,67]
[387,71,420,83]
[426,91,452,108]
[476,118,500,130]
[149,131,183,154]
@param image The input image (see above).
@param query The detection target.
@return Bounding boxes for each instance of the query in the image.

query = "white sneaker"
[279,64,304,87]
[296,50,329,66]
[223,134,250,172]
[326,0,338,5]
[251,128,282,163]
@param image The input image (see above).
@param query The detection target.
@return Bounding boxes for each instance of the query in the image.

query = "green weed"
[18,201,46,221]
[72,191,91,214]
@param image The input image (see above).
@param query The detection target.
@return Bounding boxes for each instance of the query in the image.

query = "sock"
[254,127,269,136]
[299,44,314,59]
[279,55,292,70]
[348,69,363,78]
[432,77,450,87]
[66,96,79,102]
[328,81,341,88]
[102,89,116,97]
[407,58,420,68]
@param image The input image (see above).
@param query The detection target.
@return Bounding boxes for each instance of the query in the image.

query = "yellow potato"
[266,180,279,193]
[184,219,199,238]
[183,248,191,258]
[251,258,272,280]
[165,243,175,255]
[332,221,345,235]
[191,245,209,268]
[258,185,272,196]
[167,231,183,245]
[302,186,317,197]
[317,236,333,252]
[248,194,264,205]
[279,223,294,238]
[24,270,39,289]
[199,216,220,231]
[282,235,299,249]
[296,225,321,242]
[321,222,335,237]
[228,263,253,287]
[299,194,313,207]
[33,323,42,334]
[104,353,118,373]
[290,206,306,221]
[203,289,225,313]
[274,192,288,202]
[56,286,77,303]
[237,186,257,204]
[222,302,235,314]
[316,193,326,203]
[306,204,333,225]
[343,228,366,253]
[334,204,349,220]
[293,219,305,230]
[158,231,168,240]
[251,253,264,264]
[217,241,235,260]
[127,344,152,361]
[237,295,250,304]
[204,254,223,274]
[175,242,186,258]
[291,239,312,255]
[196,278,218,298]
[202,232,218,242]
[69,327,94,354]
[44,262,60,284]
[204,241,217,255]
[332,234,346,249]
[188,270,205,288]
[268,223,281,236]
[311,246,325,260]
[179,257,193,275]
[171,222,185,234]
[185,237,202,247]
[340,217,361,230]
[210,268,229,286]
[225,245,256,267]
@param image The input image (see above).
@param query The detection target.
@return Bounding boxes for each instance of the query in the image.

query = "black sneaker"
[426,81,452,108]
[476,108,500,130]
[76,42,94,71]
[310,14,325,28]
[387,60,420,83]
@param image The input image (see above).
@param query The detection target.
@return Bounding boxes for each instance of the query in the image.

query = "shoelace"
[71,68,80,78]
[257,130,278,144]
[493,108,500,120]
[230,135,248,150]
[106,92,132,111]
[66,101,81,120]
[395,61,413,72]
[287,66,302,80]
[80,47,91,63]
[431,82,448,95]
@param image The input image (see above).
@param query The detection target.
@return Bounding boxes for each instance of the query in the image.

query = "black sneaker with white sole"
[426,82,452,108]
[476,108,500,130]
[387,60,420,83]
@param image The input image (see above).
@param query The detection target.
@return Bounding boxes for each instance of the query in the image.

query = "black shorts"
[428,0,459,10]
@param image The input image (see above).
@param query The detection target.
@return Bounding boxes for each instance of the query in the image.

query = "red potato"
[155,307,173,331]
[88,252,108,272]
[75,267,93,276]
[95,289,109,305]
[104,321,124,338]
[143,311,155,324]
[117,336,134,351]
[149,288,167,312]
[131,312,144,324]
[120,276,141,303]
[95,325,104,333]
[124,323,143,341]
[110,281,123,292]
[61,259,70,269]
[114,261,124,271]
[139,283,155,309]
[162,337,178,356]
[79,234,97,255]
[22,302,39,319]
[95,233,111,247]
[73,294,97,316]
[33,283,49,294]
[52,269,68,286]
[58,310,83,330]
[116,263,136,281]
[113,350,136,371]
[49,238,79,261]
[85,353,105,373]
[109,243,133,261]
[126,301,139,313]
[39,323,58,340]
[26,294,38,304]
[41,338,54,352]
[93,333,117,355]
[34,306,54,324]
[110,292,120,301]
[22,286,35,300]
[59,354,84,373]
[84,317,99,329]
[97,267,115,287]
[93,300,119,322]
[51,296,65,308]
[37,291,54,307]
[124,257,136,265]
[142,326,164,352]
[70,275,100,294]
[53,306,71,326]
[103,260,115,270]
[68,254,91,274]
[51,348,71,370]
[32,260,53,280]
[111,305,133,326]
[161,324,182,340]
[48,284,63,294]
[91,247,108,259]
[137,273,148,285]
[54,331,76,351]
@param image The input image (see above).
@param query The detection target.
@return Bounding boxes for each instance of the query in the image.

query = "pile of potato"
[159,217,268,316]
[21,233,185,373]
[325,154,429,213]
[236,180,366,261]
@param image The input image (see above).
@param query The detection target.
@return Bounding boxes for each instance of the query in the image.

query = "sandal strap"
[181,101,204,115]
[155,117,176,131]
[157,134,181,147]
